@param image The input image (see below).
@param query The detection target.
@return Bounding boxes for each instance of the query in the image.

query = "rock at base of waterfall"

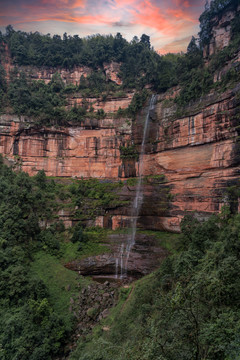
[65,233,168,279]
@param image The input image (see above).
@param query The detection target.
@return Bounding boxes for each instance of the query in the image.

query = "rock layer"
[65,233,168,277]
[1,22,240,232]
[0,82,239,231]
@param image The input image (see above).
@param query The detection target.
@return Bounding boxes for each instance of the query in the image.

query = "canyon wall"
[0,16,240,232]
[1,80,239,232]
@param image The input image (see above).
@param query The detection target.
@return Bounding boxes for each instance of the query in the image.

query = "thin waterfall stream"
[115,94,157,279]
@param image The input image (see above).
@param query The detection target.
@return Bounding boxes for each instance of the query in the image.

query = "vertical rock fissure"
[115,94,157,278]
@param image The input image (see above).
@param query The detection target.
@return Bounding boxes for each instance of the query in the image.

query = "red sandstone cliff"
[0,12,240,232]
[0,78,239,232]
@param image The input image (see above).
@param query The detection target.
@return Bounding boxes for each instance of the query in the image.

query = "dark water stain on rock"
[65,233,168,281]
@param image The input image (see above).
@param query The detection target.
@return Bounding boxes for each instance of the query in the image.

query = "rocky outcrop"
[203,3,240,58]
[65,280,119,354]
[66,91,134,112]
[0,114,131,178]
[0,81,239,232]
[139,85,240,230]
[65,233,168,277]
[103,62,122,86]
[1,8,240,232]
[0,44,123,87]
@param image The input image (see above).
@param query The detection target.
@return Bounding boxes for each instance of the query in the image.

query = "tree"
[5,25,14,38]
[35,169,47,189]
[140,34,151,49]
[49,72,64,93]
[187,36,199,54]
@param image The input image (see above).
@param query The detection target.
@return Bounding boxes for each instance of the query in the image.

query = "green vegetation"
[116,89,150,119]
[1,27,176,92]
[139,229,181,254]
[0,160,72,359]
[143,174,166,184]
[0,158,126,359]
[120,145,139,160]
[5,71,108,125]
[70,211,240,360]
[0,1,240,359]
[68,178,126,222]
[199,0,240,46]
[8,72,67,124]
[68,226,110,259]
[31,252,80,326]
[0,0,239,122]
[174,0,240,108]
[1,154,239,360]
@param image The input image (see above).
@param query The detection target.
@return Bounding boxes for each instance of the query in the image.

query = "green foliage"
[71,223,88,246]
[6,71,110,125]
[66,103,87,123]
[31,252,80,323]
[1,27,178,94]
[2,28,163,91]
[116,90,150,119]
[8,72,66,124]
[1,4,240,122]
[175,27,240,107]
[71,178,125,222]
[78,71,112,97]
[126,177,138,186]
[120,145,139,160]
[0,162,124,359]
[71,212,240,360]
[0,163,74,359]
[199,0,240,47]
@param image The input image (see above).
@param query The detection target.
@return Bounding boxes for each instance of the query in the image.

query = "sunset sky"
[0,0,205,54]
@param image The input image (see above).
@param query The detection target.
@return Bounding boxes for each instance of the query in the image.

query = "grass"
[31,251,89,327]
[60,227,111,263]
[60,241,81,263]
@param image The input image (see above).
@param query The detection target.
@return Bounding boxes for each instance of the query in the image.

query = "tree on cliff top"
[199,0,240,46]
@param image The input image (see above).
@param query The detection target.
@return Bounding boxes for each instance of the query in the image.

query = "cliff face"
[203,3,240,58]
[1,43,122,86]
[1,80,239,231]
[0,114,131,178]
[140,86,240,231]
[0,18,240,233]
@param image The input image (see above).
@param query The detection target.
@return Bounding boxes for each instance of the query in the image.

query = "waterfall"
[115,94,157,279]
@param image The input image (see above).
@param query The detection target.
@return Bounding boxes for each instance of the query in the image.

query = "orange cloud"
[0,0,205,53]
[113,0,138,7]
[167,8,196,22]
[129,0,182,36]
[39,0,85,9]
[158,35,192,53]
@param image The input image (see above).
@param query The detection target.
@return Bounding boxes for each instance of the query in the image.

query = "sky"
[0,0,206,54]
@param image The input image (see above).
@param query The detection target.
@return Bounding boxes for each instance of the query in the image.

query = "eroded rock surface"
[0,26,240,232]
[65,233,168,278]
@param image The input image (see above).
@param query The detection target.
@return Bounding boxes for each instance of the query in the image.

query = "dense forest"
[0,157,129,359]
[71,210,240,360]
[0,0,240,359]
[0,0,239,126]
[0,154,239,359]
